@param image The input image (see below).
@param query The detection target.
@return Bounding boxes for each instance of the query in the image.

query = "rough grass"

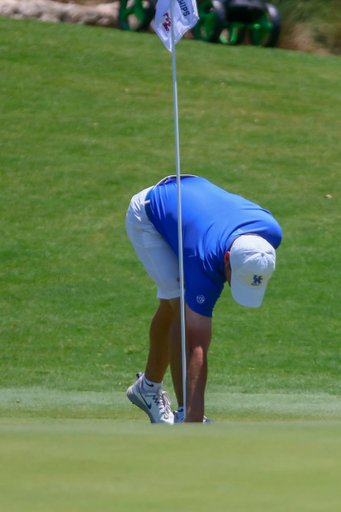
[260,0,341,54]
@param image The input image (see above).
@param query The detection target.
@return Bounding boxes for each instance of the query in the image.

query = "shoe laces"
[155,389,172,416]
[135,372,172,418]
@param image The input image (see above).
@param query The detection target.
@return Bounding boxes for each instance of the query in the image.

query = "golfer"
[126,175,282,423]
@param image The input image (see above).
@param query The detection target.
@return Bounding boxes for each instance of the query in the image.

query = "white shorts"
[126,187,180,300]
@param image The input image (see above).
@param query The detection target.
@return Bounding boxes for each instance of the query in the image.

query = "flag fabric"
[154,0,199,52]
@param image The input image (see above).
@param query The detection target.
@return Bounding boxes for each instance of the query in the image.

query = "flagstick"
[169,0,187,422]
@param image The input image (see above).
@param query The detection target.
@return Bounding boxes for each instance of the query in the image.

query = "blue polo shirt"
[148,176,282,317]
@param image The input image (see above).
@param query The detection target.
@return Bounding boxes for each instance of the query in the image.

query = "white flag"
[154,0,199,52]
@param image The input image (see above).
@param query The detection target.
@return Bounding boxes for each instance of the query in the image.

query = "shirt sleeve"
[184,256,224,317]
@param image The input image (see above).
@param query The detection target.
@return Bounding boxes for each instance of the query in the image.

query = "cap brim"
[230,273,267,308]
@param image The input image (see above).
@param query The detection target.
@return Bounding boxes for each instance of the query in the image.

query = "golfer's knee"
[168,297,180,314]
[158,299,176,320]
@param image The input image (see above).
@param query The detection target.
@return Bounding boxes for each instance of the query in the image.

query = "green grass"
[1,17,341,512]
[0,18,341,408]
[1,420,341,512]
[2,389,341,421]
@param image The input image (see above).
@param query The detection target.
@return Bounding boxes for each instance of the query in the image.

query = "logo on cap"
[196,295,205,304]
[251,275,263,286]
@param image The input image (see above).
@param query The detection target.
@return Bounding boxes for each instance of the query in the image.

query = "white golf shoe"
[173,408,214,424]
[127,373,174,424]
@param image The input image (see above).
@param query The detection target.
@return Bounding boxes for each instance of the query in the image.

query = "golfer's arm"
[185,305,212,423]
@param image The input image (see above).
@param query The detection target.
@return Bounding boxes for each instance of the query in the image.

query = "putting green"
[1,419,341,512]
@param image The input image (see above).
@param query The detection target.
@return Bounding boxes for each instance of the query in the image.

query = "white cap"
[230,235,276,308]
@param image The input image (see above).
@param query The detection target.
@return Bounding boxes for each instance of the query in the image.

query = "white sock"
[142,374,161,391]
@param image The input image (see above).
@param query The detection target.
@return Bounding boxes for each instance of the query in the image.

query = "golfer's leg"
[168,298,183,407]
[144,299,174,384]
[126,191,181,393]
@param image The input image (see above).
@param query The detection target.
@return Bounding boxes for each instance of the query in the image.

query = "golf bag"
[224,0,266,24]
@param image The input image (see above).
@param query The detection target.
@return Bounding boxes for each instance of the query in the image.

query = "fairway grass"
[1,388,341,421]
[1,419,341,512]
[1,17,341,396]
[1,13,341,424]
